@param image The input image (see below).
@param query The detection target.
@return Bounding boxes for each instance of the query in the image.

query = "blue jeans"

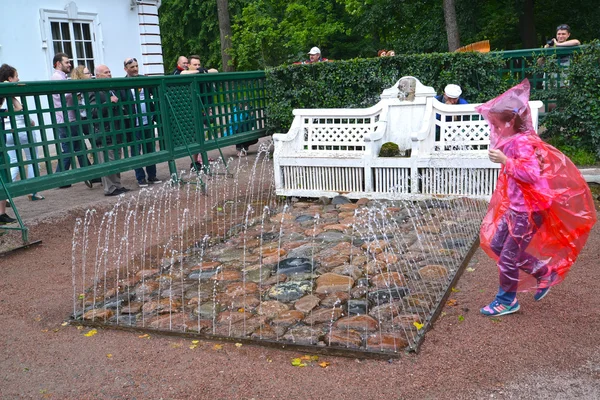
[56,125,89,172]
[131,125,157,182]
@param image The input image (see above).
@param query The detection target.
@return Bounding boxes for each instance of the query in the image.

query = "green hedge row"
[265,52,509,134]
[541,41,600,164]
[265,43,600,165]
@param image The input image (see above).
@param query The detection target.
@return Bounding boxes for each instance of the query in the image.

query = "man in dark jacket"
[172,56,188,75]
[89,65,130,196]
[122,57,162,187]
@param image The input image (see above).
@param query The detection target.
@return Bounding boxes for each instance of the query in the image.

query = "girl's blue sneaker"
[480,299,520,316]
[534,271,557,301]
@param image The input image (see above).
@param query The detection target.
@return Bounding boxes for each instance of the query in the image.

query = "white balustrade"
[273,76,543,200]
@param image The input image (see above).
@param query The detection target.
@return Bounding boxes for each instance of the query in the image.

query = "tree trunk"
[216,0,234,72]
[518,0,537,48]
[443,0,461,51]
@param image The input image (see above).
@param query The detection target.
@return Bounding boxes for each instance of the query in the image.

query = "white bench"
[273,76,542,200]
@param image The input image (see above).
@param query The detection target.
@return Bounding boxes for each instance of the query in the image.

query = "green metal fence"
[494,45,581,112]
[0,71,268,201]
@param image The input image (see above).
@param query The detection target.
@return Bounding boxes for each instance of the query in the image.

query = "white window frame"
[39,3,103,78]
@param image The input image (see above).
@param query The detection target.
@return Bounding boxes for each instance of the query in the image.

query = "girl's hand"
[488,149,507,165]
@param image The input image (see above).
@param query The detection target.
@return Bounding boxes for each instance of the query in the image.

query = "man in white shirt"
[51,52,92,188]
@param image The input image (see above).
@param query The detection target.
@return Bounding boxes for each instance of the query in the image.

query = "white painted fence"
[273,76,543,200]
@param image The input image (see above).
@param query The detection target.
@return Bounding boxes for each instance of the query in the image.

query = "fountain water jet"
[70,143,489,357]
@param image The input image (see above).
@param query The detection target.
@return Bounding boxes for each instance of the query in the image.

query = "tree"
[443,0,460,51]
[216,0,234,71]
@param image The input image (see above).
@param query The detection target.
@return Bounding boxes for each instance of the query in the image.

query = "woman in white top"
[0,64,44,201]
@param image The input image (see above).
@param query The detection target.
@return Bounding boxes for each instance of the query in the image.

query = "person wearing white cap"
[303,47,329,64]
[435,84,468,105]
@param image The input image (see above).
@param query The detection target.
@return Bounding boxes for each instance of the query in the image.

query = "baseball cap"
[444,84,462,99]
[308,47,321,55]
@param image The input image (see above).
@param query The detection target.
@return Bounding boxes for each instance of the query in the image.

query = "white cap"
[308,47,321,55]
[444,84,462,99]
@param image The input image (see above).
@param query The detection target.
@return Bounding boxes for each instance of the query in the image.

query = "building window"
[50,21,95,73]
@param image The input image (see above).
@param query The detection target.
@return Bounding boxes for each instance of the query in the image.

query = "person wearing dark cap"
[303,47,329,64]
[435,84,468,105]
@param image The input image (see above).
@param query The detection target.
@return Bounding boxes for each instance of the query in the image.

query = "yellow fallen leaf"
[138,334,150,339]
[78,294,85,300]
[451,287,460,292]
[291,358,302,366]
[466,267,475,272]
[83,329,98,337]
[191,340,199,344]
[41,329,49,333]
[170,343,183,349]
[310,355,319,361]
[300,355,311,360]
[189,344,198,349]
[238,308,245,313]
[213,344,223,350]
[267,358,272,363]
[33,316,42,322]
[106,354,113,358]
[76,326,84,330]
[446,299,458,307]
[52,328,60,333]
[413,321,424,330]
[319,362,330,368]
[235,343,242,348]
[61,322,69,326]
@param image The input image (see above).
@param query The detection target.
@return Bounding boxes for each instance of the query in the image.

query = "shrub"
[379,142,400,157]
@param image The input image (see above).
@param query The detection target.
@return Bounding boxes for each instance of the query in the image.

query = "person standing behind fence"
[89,65,130,197]
[172,56,189,75]
[183,55,218,170]
[121,57,162,188]
[51,53,91,189]
[435,84,468,105]
[303,47,329,64]
[0,64,44,201]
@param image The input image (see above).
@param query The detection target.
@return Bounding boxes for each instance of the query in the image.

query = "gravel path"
[1,145,599,399]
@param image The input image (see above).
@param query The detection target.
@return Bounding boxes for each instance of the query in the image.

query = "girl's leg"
[494,210,539,304]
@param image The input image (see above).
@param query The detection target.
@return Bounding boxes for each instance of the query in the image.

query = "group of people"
[0,53,166,224]
[377,49,396,57]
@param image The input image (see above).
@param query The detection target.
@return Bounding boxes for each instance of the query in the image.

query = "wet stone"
[368,302,404,321]
[335,315,379,332]
[188,270,219,280]
[282,326,325,345]
[441,238,469,249]
[111,314,138,326]
[193,301,225,318]
[83,308,114,321]
[256,300,289,318]
[368,287,409,305]
[315,273,354,294]
[244,267,272,283]
[321,292,350,308]
[294,295,321,313]
[272,310,305,327]
[347,299,370,316]
[275,257,314,276]
[326,329,363,349]
[316,231,348,242]
[268,281,313,302]
[366,333,409,351]
[304,307,344,325]
[418,265,449,281]
[295,215,315,222]
[331,195,351,205]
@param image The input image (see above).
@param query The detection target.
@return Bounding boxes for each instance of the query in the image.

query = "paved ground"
[1,142,599,399]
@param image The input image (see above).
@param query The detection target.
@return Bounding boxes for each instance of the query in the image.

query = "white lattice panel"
[281,166,365,192]
[303,117,376,152]
[419,168,499,196]
[434,113,490,152]
[373,168,412,194]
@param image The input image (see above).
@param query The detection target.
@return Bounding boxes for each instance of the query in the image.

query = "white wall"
[0,0,164,81]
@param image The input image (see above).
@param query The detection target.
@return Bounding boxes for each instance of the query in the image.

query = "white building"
[0,0,165,79]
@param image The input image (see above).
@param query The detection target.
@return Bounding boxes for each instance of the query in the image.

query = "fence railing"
[494,45,581,112]
[0,71,268,200]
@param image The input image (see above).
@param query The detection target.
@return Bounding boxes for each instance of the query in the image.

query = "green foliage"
[541,41,600,164]
[265,52,508,133]
[379,142,400,157]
